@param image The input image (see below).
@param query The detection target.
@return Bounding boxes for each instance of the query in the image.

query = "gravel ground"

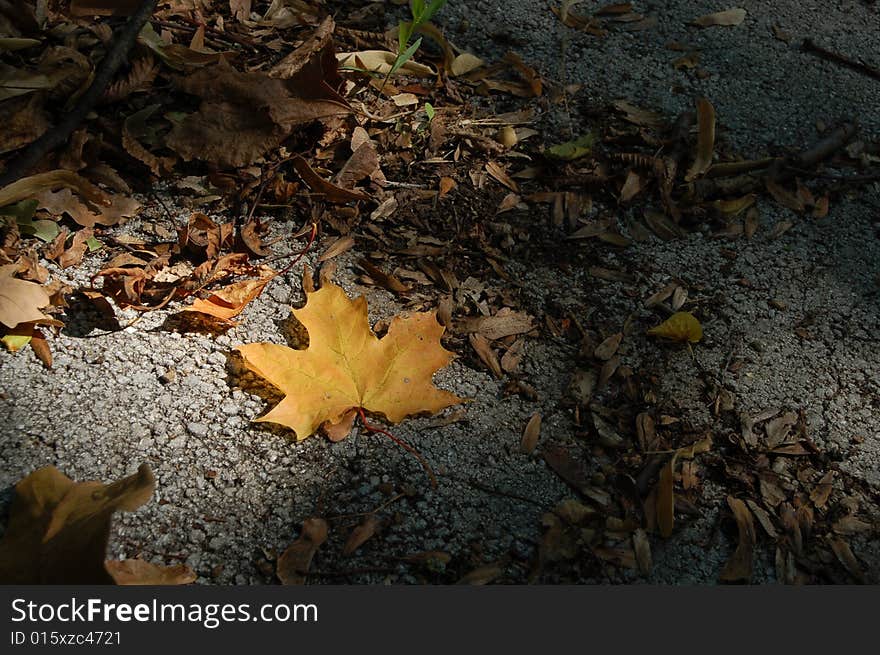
[1,1,878,583]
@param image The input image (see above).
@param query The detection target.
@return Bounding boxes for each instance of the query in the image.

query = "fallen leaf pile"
[0,0,876,586]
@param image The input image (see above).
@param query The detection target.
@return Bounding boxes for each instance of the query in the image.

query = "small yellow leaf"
[647,312,702,343]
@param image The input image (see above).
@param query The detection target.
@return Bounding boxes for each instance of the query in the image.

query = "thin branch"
[0,0,160,187]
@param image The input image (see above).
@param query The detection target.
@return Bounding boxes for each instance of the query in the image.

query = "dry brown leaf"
[691,8,747,28]
[0,169,108,208]
[543,444,590,492]
[337,50,436,77]
[744,206,759,238]
[520,412,542,454]
[292,156,369,202]
[633,528,652,575]
[746,500,778,539]
[70,0,142,16]
[456,564,503,585]
[719,496,755,582]
[470,332,502,378]
[106,559,196,585]
[832,515,873,535]
[270,15,335,80]
[185,268,276,322]
[504,51,542,97]
[619,170,643,203]
[657,457,676,538]
[612,100,663,128]
[594,332,622,360]
[685,97,715,180]
[342,515,380,556]
[167,60,349,168]
[57,228,93,269]
[450,52,485,76]
[359,259,410,294]
[810,471,834,508]
[0,94,49,155]
[766,179,805,213]
[501,338,524,373]
[319,236,355,262]
[485,161,519,192]
[277,518,328,584]
[336,141,384,190]
[439,176,456,198]
[229,0,252,22]
[0,264,53,328]
[496,192,521,213]
[0,464,155,584]
[459,307,536,340]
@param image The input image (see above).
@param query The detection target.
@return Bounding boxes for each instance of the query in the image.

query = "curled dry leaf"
[0,464,156,584]
[276,518,328,585]
[520,412,542,454]
[185,267,277,322]
[237,283,462,440]
[719,496,755,583]
[0,169,108,209]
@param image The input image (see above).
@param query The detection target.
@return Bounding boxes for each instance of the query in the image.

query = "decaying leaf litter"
[1,1,879,583]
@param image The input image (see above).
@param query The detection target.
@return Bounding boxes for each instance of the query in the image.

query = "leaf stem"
[278,222,318,277]
[356,407,438,489]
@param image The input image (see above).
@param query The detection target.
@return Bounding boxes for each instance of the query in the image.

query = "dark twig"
[0,0,160,187]
[802,39,880,82]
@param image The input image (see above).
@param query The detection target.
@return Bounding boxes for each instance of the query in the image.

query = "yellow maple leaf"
[646,311,703,343]
[237,283,463,440]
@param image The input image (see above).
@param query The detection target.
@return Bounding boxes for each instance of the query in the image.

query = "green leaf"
[1,200,59,243]
[85,235,103,252]
[0,199,37,222]
[546,133,595,161]
[411,0,425,20]
[1,332,32,352]
[391,37,422,75]
[424,102,435,120]
[398,20,413,52]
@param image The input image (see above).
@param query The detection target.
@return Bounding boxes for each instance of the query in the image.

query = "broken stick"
[0,0,160,188]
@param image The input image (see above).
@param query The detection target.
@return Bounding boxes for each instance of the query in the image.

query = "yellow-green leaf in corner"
[647,311,702,343]
[547,133,595,161]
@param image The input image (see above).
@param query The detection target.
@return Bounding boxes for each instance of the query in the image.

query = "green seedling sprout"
[380,0,448,92]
